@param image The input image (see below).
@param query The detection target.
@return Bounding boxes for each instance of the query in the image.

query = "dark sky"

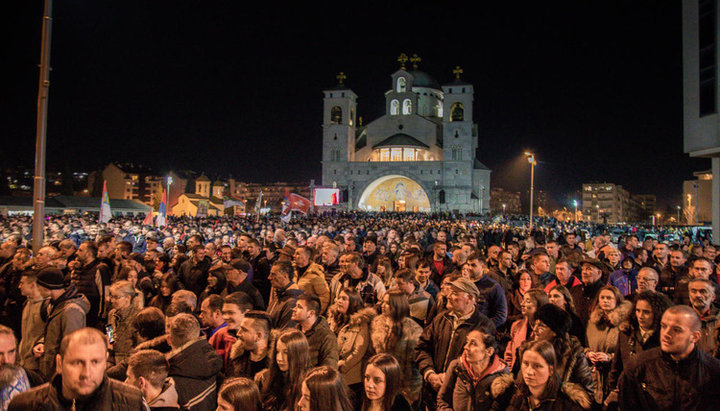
[2,1,708,208]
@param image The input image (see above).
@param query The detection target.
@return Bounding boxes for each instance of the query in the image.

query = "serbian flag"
[99,181,112,223]
[156,189,167,227]
[283,191,312,215]
[142,210,154,226]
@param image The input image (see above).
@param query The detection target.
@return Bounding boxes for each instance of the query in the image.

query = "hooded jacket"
[619,346,720,410]
[586,300,632,403]
[330,306,375,386]
[606,321,660,399]
[8,375,144,411]
[437,354,510,411]
[38,286,91,379]
[167,338,223,411]
[499,377,592,411]
[148,377,181,410]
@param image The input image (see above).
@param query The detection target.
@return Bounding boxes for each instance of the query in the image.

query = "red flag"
[287,193,312,214]
[142,211,154,226]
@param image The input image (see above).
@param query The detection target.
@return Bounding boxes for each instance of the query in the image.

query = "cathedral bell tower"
[322,72,357,187]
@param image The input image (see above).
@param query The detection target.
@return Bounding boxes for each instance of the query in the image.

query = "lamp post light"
[676,205,681,225]
[573,200,578,222]
[524,152,537,228]
[502,203,506,216]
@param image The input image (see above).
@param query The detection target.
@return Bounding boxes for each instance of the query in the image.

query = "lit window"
[391,148,402,161]
[380,149,390,161]
[390,100,399,115]
[403,148,416,161]
[402,99,412,115]
[397,77,406,92]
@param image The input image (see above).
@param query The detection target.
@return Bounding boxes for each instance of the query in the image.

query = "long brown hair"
[302,366,353,411]
[218,377,262,411]
[362,354,403,411]
[380,290,409,352]
[516,340,560,400]
[264,329,311,410]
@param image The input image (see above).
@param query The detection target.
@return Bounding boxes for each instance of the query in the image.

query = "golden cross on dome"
[397,53,409,69]
[336,72,347,85]
[453,66,464,79]
[410,54,421,70]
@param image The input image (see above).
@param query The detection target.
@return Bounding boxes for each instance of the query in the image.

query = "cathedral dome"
[409,70,441,90]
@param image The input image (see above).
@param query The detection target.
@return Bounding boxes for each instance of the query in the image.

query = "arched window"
[330,106,343,124]
[450,103,464,121]
[436,103,443,118]
[349,108,354,126]
[402,99,412,115]
[390,100,399,115]
[397,77,406,92]
[439,190,446,204]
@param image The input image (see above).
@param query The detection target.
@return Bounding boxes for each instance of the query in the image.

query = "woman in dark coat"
[437,323,510,410]
[493,340,591,411]
[604,290,671,407]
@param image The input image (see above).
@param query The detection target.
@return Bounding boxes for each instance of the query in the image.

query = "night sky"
[2,1,707,209]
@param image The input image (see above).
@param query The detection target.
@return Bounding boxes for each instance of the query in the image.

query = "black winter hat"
[535,303,571,337]
[36,267,65,290]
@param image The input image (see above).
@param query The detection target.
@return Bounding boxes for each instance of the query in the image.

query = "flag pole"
[32,0,54,252]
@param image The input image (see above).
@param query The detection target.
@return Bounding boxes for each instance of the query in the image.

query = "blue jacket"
[474,275,508,329]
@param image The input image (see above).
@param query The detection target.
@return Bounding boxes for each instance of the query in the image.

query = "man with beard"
[177,245,211,298]
[660,249,688,298]
[68,241,111,328]
[687,279,719,355]
[619,305,720,409]
[226,311,271,379]
[266,261,303,330]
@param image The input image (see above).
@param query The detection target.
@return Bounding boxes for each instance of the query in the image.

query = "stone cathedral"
[321,54,491,213]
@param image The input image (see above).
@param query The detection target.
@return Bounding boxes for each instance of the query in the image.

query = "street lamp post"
[573,200,578,222]
[525,152,537,228]
[31,0,54,252]
[676,205,681,225]
[502,203,506,216]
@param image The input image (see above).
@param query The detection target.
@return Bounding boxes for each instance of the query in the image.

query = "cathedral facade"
[321,57,491,213]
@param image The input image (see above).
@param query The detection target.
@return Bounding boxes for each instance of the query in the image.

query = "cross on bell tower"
[397,53,408,70]
[453,66,464,80]
[336,72,347,85]
[410,54,421,70]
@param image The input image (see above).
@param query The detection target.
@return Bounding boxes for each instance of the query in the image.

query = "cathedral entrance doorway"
[358,175,431,212]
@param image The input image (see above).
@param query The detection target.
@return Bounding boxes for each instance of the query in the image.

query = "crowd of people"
[0,211,718,410]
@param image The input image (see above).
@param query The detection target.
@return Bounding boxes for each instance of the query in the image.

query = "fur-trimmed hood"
[370,315,422,354]
[491,374,592,410]
[328,306,377,332]
[590,300,632,327]
[561,382,592,409]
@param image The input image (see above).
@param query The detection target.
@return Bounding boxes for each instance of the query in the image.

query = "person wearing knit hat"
[534,303,571,339]
[35,267,65,290]
[34,267,90,380]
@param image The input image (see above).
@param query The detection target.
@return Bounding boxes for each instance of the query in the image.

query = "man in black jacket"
[570,258,607,326]
[415,277,494,409]
[167,313,223,411]
[9,328,144,410]
[619,305,720,410]
[177,245,211,298]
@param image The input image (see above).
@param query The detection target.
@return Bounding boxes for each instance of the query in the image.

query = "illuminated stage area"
[358,175,430,212]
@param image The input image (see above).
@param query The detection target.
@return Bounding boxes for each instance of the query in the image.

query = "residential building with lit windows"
[582,183,633,224]
[321,56,491,213]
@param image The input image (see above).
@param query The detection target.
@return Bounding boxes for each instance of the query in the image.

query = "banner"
[283,191,312,215]
[197,199,209,217]
[99,180,112,223]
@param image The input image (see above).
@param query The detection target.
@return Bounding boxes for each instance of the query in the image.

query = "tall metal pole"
[32,0,54,252]
[529,161,534,228]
